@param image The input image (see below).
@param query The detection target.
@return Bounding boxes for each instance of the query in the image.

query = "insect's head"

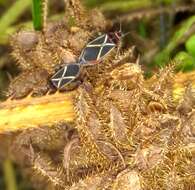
[113,19,130,42]
[114,31,123,41]
[112,20,123,40]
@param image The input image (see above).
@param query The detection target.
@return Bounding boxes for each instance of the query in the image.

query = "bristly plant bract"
[1,0,194,189]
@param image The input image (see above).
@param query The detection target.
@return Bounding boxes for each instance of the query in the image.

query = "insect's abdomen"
[51,64,81,89]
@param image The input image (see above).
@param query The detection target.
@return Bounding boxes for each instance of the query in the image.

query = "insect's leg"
[115,43,123,59]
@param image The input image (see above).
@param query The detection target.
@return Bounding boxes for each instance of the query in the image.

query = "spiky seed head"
[113,169,141,190]
[15,31,39,51]
[110,63,142,81]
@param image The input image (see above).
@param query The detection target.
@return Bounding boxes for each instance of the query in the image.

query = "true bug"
[51,24,129,89]
[50,31,123,89]
[51,63,81,89]
[79,31,122,65]
[50,31,122,89]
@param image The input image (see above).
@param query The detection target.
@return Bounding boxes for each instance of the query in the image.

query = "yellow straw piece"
[0,91,75,133]
[173,71,195,101]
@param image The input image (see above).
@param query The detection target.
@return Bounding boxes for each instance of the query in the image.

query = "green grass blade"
[3,159,18,190]
[153,15,195,67]
[0,0,31,34]
[32,0,43,30]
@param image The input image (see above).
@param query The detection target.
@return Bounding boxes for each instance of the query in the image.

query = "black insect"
[51,63,80,89]
[79,31,122,65]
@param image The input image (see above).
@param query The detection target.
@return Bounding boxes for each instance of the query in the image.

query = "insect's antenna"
[122,31,131,38]
[42,0,48,32]
[115,17,122,32]
[119,18,122,32]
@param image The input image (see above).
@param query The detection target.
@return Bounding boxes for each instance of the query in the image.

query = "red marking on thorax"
[108,31,122,44]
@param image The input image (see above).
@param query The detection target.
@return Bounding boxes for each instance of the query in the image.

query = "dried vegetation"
[0,0,195,189]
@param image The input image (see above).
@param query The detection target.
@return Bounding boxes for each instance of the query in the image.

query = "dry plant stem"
[119,4,195,22]
[0,71,194,134]
[0,91,75,133]
[100,0,153,12]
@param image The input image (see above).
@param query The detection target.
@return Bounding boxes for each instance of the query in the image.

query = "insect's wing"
[98,34,116,58]
[51,64,80,89]
[88,34,107,45]
[79,34,116,65]
[79,34,106,63]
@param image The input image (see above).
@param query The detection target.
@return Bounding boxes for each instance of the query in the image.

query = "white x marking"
[86,34,115,60]
[52,66,75,88]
